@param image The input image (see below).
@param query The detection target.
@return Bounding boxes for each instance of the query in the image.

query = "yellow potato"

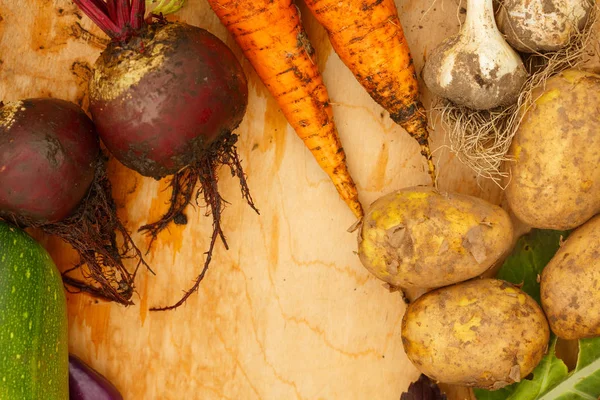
[402,279,550,389]
[506,69,600,229]
[357,186,513,289]
[541,215,600,340]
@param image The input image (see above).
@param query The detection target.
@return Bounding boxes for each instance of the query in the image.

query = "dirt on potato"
[541,215,600,339]
[357,186,513,289]
[402,278,550,389]
[506,69,600,229]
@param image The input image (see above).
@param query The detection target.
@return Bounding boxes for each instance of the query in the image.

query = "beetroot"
[0,99,97,224]
[74,0,257,310]
[0,98,148,305]
[90,22,248,179]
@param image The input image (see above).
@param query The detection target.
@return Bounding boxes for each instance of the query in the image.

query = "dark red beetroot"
[0,98,149,305]
[90,22,248,179]
[0,99,97,223]
[74,0,257,310]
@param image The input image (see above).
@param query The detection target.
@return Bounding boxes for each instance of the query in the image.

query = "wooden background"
[1,0,597,399]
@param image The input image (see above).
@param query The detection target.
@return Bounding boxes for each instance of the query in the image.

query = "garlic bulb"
[496,0,593,53]
[423,0,528,110]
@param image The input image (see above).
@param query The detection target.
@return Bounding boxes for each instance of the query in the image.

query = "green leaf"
[474,228,600,400]
[537,337,600,400]
[146,0,186,16]
[495,229,569,303]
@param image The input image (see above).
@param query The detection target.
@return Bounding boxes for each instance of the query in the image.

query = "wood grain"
[0,0,561,398]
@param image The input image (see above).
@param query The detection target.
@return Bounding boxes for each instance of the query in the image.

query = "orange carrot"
[207,0,364,218]
[303,0,436,183]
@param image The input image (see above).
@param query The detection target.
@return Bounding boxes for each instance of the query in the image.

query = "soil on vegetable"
[90,21,171,104]
[497,0,591,52]
[3,154,150,305]
[139,132,259,311]
[424,39,527,110]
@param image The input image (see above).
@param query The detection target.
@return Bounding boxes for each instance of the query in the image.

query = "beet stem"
[87,0,110,16]
[73,0,121,38]
[129,0,146,30]
[106,0,118,21]
[116,0,132,30]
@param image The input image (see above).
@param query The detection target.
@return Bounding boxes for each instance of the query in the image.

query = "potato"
[357,186,513,289]
[505,69,600,230]
[401,279,550,389]
[541,215,600,340]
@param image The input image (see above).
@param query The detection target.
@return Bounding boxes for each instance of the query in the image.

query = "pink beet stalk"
[74,0,147,42]
[87,0,110,16]
[130,0,146,30]
[73,0,121,38]
[106,0,118,21]
[115,0,131,30]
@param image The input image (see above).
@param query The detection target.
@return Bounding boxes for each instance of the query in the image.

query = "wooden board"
[3,0,593,398]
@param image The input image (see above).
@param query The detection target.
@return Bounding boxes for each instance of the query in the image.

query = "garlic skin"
[497,0,592,53]
[423,0,528,110]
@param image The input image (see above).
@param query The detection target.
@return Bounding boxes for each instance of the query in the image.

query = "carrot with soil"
[207,0,364,219]
[71,0,257,310]
[303,0,436,183]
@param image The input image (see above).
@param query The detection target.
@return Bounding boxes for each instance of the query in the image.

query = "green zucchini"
[0,222,68,399]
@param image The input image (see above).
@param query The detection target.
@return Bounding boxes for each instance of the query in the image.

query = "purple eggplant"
[69,354,123,400]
